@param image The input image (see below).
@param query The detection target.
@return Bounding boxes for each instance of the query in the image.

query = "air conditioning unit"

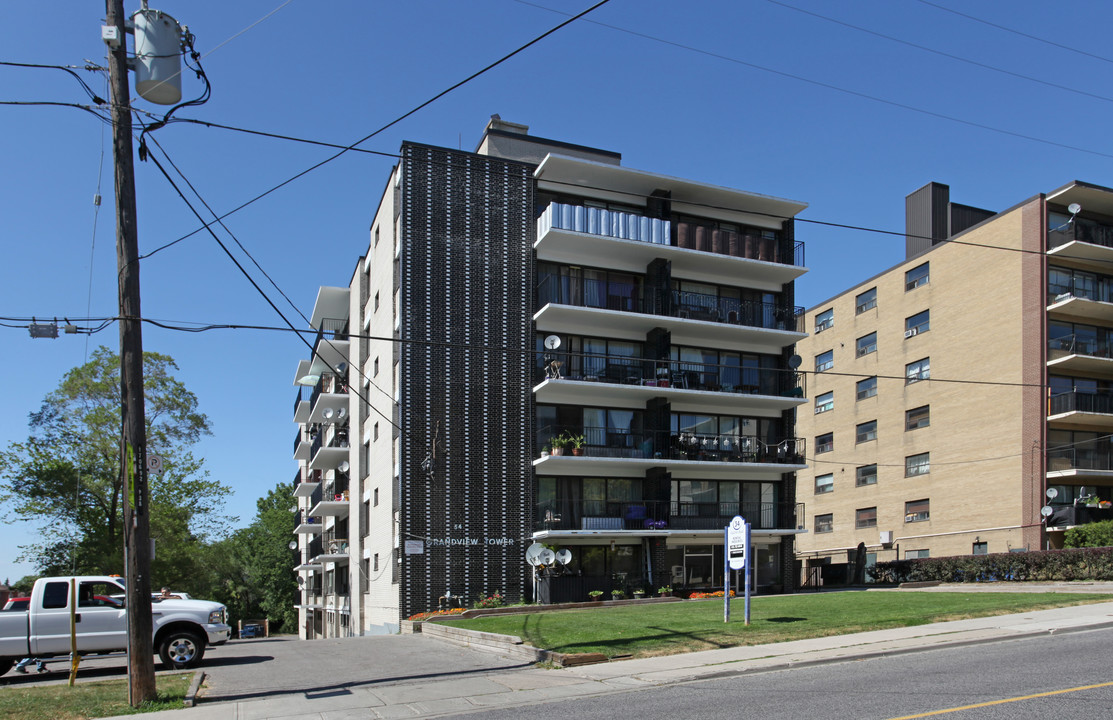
[880,531,894,547]
[904,328,918,338]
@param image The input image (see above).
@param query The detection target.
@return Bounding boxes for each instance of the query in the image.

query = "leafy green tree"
[0,346,232,578]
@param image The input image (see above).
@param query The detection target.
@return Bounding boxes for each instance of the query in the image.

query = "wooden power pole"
[105,0,156,705]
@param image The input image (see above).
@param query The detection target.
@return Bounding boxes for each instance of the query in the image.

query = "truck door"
[30,581,76,656]
[31,580,128,655]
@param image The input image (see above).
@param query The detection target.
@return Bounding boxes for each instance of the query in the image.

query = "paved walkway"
[105,584,1113,720]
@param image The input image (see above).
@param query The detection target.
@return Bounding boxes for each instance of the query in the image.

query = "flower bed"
[407,608,467,622]
[687,590,736,599]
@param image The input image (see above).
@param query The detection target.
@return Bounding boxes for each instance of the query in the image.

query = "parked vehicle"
[1,598,29,612]
[0,576,230,675]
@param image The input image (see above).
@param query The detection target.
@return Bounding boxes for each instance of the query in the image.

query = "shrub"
[475,591,506,609]
[1065,520,1113,549]
[871,546,1113,584]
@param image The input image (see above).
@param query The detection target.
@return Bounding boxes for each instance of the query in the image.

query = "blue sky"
[2,0,1111,584]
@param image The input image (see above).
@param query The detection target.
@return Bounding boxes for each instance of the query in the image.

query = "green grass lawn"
[0,672,192,720]
[439,592,1108,658]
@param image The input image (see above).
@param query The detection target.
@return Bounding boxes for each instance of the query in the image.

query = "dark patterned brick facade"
[398,143,535,617]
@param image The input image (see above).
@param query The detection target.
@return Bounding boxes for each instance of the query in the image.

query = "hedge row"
[871,546,1113,584]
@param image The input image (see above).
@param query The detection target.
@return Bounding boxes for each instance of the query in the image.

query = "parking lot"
[0,633,530,703]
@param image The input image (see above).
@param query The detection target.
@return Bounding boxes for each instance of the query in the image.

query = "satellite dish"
[538,548,556,565]
[1046,487,1059,500]
[338,460,350,474]
[555,549,572,565]
[1068,202,1082,215]
[1041,505,1054,518]
[525,542,545,567]
[288,540,298,550]
[544,335,561,350]
[322,407,335,420]
[787,355,802,369]
[337,407,348,419]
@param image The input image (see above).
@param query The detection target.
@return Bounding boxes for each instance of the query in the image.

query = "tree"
[0,346,232,578]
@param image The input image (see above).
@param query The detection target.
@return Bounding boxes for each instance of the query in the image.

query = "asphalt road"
[440,626,1113,720]
[0,633,532,702]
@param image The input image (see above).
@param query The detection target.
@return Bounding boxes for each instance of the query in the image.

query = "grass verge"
[0,671,193,720]
[439,592,1109,658]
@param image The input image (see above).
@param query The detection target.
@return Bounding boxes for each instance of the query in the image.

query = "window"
[374,226,380,247]
[973,542,988,555]
[905,262,929,291]
[815,432,834,454]
[856,420,877,444]
[856,332,877,357]
[374,357,380,377]
[815,350,834,373]
[856,507,877,529]
[374,291,380,312]
[905,499,930,522]
[857,376,877,400]
[373,487,379,506]
[906,452,930,477]
[815,308,833,333]
[906,357,930,384]
[856,464,877,487]
[906,549,930,559]
[42,582,69,609]
[373,553,380,572]
[373,422,379,441]
[815,513,833,533]
[905,310,930,337]
[906,405,930,431]
[856,288,877,314]
[815,391,834,414]
[815,473,834,494]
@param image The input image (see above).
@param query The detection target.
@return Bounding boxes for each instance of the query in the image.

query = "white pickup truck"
[0,575,230,675]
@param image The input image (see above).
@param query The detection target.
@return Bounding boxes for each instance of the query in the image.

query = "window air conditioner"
[880,531,894,547]
[904,328,918,338]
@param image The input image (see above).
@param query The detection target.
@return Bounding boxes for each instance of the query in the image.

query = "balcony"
[293,386,311,424]
[532,499,802,534]
[293,509,322,535]
[1047,281,1113,323]
[308,372,348,424]
[293,548,323,572]
[1048,390,1113,429]
[308,426,350,471]
[1047,334,1113,375]
[535,276,804,352]
[310,317,350,375]
[533,351,804,413]
[293,467,320,498]
[313,528,350,563]
[310,474,350,518]
[1048,217,1113,273]
[1045,504,1113,529]
[535,426,805,479]
[293,428,312,461]
[1047,446,1113,481]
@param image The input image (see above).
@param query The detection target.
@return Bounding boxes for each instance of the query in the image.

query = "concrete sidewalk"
[101,592,1113,720]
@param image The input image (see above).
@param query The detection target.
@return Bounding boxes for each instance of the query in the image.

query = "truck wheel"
[158,631,206,669]
[0,658,12,676]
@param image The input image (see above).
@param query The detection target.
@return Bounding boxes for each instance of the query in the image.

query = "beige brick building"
[795,181,1113,581]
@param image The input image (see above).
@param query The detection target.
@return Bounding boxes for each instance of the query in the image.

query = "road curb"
[183,670,204,708]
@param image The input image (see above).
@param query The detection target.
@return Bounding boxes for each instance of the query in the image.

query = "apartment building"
[795,181,1113,582]
[291,118,811,636]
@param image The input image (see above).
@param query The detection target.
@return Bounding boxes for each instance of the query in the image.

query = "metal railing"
[311,371,347,410]
[673,220,804,267]
[533,499,801,532]
[538,425,804,464]
[537,275,644,313]
[1048,334,1113,359]
[313,318,349,355]
[1050,218,1113,250]
[536,350,803,397]
[309,426,350,460]
[318,528,350,558]
[1049,390,1113,415]
[671,290,800,330]
[293,428,310,456]
[1047,445,1113,472]
[293,385,310,417]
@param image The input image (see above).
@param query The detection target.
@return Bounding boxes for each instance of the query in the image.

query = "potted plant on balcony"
[540,440,552,459]
[550,435,566,456]
[566,433,587,456]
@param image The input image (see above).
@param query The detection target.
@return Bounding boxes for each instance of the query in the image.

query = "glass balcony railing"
[533,498,802,532]
[1049,390,1113,415]
[1047,446,1113,472]
[1048,334,1113,360]
[538,425,804,464]
[535,350,803,397]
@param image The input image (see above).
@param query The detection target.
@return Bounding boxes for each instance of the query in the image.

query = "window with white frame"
[856,420,877,443]
[815,391,834,414]
[856,287,877,314]
[905,262,929,291]
[816,350,834,373]
[906,452,930,477]
[815,473,834,494]
[906,357,930,384]
[815,308,833,333]
[905,499,930,522]
[856,331,877,357]
[857,376,877,400]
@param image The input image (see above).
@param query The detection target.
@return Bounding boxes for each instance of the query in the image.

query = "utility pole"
[105,0,156,705]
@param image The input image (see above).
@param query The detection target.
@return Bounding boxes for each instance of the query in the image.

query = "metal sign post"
[726,516,747,623]
[744,520,752,625]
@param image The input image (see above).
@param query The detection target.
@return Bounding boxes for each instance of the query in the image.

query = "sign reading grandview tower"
[724,515,751,624]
